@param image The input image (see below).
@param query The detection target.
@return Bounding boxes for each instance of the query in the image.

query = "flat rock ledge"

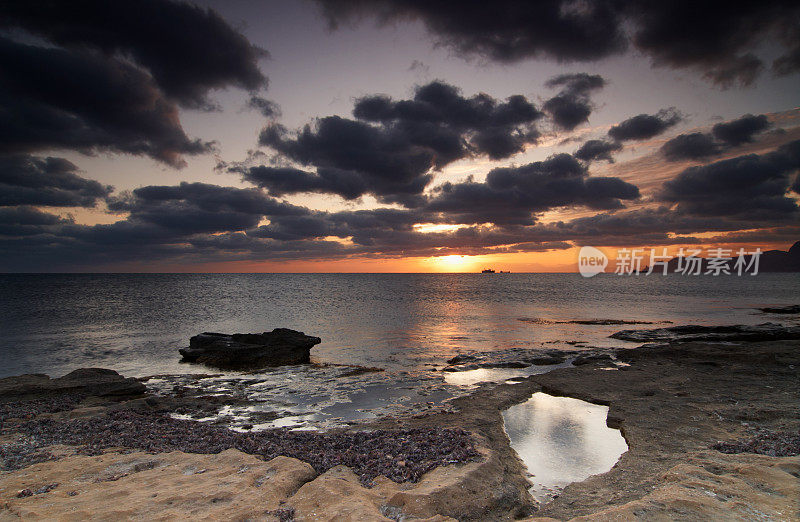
[610,322,800,343]
[178,329,322,370]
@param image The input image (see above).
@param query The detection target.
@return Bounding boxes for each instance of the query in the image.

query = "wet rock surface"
[571,353,614,366]
[142,364,462,431]
[610,322,800,343]
[178,329,322,369]
[0,368,145,400]
[441,348,580,373]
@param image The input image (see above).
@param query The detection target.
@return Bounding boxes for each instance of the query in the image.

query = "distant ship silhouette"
[481,268,511,273]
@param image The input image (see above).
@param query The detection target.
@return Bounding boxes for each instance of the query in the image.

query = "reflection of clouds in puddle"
[502,392,627,503]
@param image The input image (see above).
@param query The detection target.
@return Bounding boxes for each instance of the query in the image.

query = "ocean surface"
[1,273,798,379]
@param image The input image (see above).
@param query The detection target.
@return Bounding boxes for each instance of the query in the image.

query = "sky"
[1,0,799,272]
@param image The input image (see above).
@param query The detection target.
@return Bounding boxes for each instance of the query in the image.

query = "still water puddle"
[502,392,627,503]
[442,361,573,387]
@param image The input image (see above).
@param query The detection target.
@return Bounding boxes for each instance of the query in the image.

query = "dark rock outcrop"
[572,353,615,366]
[0,368,146,399]
[178,329,321,369]
[446,354,477,365]
[610,323,800,343]
[527,355,566,365]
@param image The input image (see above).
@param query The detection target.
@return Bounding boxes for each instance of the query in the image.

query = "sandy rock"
[0,445,488,521]
[0,449,316,520]
[547,452,800,521]
[289,465,388,520]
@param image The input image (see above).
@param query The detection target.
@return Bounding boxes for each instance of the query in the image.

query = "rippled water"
[502,392,628,502]
[1,273,798,378]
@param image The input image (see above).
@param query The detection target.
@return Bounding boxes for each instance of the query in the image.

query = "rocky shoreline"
[1,330,799,520]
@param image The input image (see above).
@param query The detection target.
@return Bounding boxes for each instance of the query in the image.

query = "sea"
[0,273,796,427]
[2,273,798,379]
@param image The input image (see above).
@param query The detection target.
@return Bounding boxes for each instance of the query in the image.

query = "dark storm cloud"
[0,37,211,168]
[701,55,763,89]
[660,133,720,161]
[0,154,112,207]
[2,176,794,270]
[660,114,772,161]
[712,114,772,146]
[773,23,800,75]
[544,73,606,94]
[0,181,320,269]
[425,154,640,225]
[242,166,368,200]
[659,140,800,218]
[247,97,282,119]
[0,206,72,236]
[608,108,682,142]
[253,82,541,203]
[0,0,267,109]
[352,81,542,159]
[107,182,308,235]
[245,153,641,231]
[248,207,425,245]
[0,0,267,168]
[258,117,435,203]
[542,73,606,131]
[624,2,798,87]
[553,207,744,238]
[315,1,800,86]
[316,0,627,63]
[574,140,623,163]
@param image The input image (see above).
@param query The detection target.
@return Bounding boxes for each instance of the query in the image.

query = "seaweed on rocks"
[0,393,87,428]
[6,409,481,486]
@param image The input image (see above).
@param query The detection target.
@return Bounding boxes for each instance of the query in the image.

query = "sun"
[425,254,476,272]
[440,255,466,266]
